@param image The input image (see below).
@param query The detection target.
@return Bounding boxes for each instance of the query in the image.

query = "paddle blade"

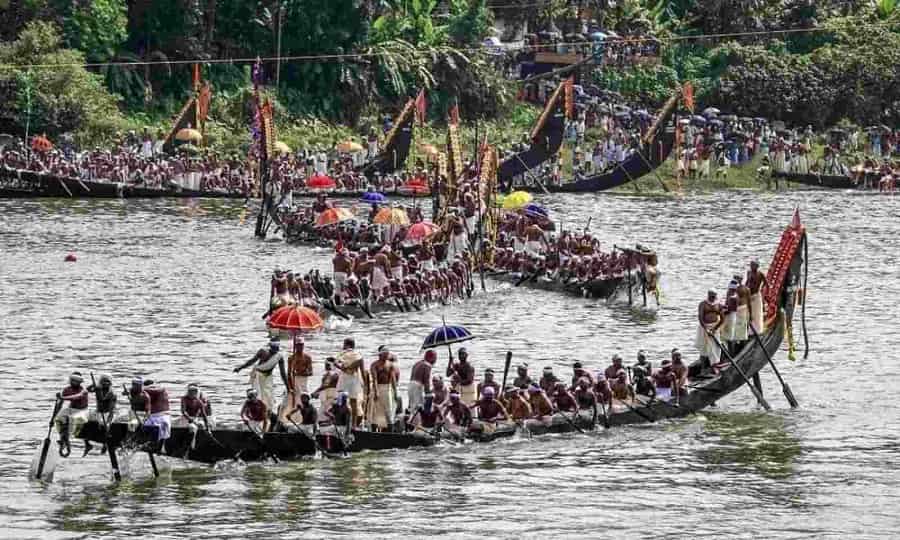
[29,438,59,482]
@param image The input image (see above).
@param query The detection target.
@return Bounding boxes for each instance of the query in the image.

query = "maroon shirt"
[145,386,170,413]
[242,399,267,421]
[181,396,207,417]
[476,399,505,420]
[62,386,88,409]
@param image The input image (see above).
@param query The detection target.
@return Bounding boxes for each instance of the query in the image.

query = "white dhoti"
[750,293,765,334]
[694,323,721,362]
[465,215,477,234]
[721,311,737,342]
[55,407,89,437]
[450,233,468,258]
[734,305,750,341]
[656,386,673,402]
[513,237,525,253]
[337,373,362,401]
[371,267,390,294]
[372,384,396,428]
[407,380,425,413]
[319,387,337,418]
[333,271,347,292]
[144,412,172,441]
[460,383,477,406]
[242,420,265,433]
[250,370,275,412]
[526,240,542,256]
[391,266,403,280]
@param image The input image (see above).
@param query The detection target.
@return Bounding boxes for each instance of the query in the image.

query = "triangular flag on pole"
[449,100,460,126]
[415,90,427,125]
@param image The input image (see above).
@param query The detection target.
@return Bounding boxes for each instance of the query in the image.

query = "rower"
[288,393,318,433]
[409,393,444,430]
[539,366,560,393]
[281,335,313,424]
[372,246,392,299]
[234,338,287,420]
[527,384,554,421]
[241,388,269,433]
[502,386,532,421]
[695,290,723,373]
[632,364,656,398]
[432,375,449,408]
[551,382,578,413]
[335,338,366,427]
[442,391,472,429]
[571,361,594,389]
[84,374,117,456]
[408,350,436,414]
[633,350,652,376]
[610,370,632,404]
[525,221,547,256]
[746,259,768,334]
[124,377,151,431]
[573,378,597,410]
[55,372,89,457]
[370,345,399,432]
[604,354,624,381]
[471,387,509,426]
[311,357,340,419]
[332,248,352,296]
[478,368,500,398]
[175,384,209,449]
[325,391,353,428]
[143,379,172,444]
[671,349,689,396]
[446,348,477,405]
[512,363,533,389]
[652,359,676,402]
[592,373,612,409]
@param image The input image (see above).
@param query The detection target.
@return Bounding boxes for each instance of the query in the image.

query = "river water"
[0,191,898,539]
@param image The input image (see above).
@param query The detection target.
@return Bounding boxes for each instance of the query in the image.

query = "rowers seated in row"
[55,372,90,457]
[83,374,118,456]
[284,392,319,434]
[172,384,213,448]
[650,351,689,402]
[501,386,532,420]
[124,377,172,444]
[408,393,444,431]
[467,387,510,433]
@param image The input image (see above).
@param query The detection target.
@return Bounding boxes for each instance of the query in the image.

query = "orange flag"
[683,81,695,113]
[564,76,575,119]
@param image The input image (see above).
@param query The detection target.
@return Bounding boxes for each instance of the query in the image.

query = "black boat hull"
[1,169,247,199]
[773,170,880,190]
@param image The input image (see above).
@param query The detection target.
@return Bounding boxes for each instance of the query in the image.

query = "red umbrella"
[31,135,53,152]
[405,221,439,243]
[307,174,336,190]
[267,305,324,332]
[398,179,430,195]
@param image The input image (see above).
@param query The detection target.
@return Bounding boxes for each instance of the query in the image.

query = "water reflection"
[699,412,801,480]
[328,454,394,504]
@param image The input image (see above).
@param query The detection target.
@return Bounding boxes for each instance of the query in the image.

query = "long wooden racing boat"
[70,214,805,469]
[772,170,881,190]
[488,270,644,301]
[0,168,247,199]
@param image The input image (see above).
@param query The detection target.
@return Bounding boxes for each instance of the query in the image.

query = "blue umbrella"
[422,324,475,350]
[360,191,387,203]
[524,203,548,218]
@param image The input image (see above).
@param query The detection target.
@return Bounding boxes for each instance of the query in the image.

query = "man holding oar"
[54,372,90,457]
[746,260,768,334]
[84,374,117,456]
[695,290,724,374]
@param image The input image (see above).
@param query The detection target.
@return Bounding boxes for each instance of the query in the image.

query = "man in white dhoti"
[371,247,392,299]
[722,281,738,353]
[336,338,366,427]
[695,290,724,371]
[55,372,90,456]
[447,348,477,405]
[369,346,399,431]
[233,338,286,416]
[408,350,437,414]
[746,260,768,335]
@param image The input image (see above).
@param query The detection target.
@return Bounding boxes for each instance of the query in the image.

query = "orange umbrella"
[31,135,53,152]
[373,207,410,226]
[315,207,355,228]
[267,305,323,332]
[398,181,430,195]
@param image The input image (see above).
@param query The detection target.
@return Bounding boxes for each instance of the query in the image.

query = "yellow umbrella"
[274,141,292,154]
[418,143,440,156]
[502,190,533,209]
[373,207,410,226]
[175,128,203,143]
[336,140,364,153]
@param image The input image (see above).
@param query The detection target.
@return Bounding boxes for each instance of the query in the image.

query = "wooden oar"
[90,373,121,482]
[242,420,280,463]
[750,325,798,407]
[706,329,772,411]
[197,408,240,460]
[555,408,586,434]
[286,417,328,455]
[35,397,63,480]
[597,398,611,429]
[619,396,656,423]
[499,351,513,392]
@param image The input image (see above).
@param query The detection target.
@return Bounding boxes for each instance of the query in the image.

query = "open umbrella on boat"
[422,322,475,351]
[31,135,53,152]
[691,115,707,125]
[502,190,533,209]
[524,203,548,218]
[702,107,721,117]
[176,128,203,143]
[315,207,355,228]
[373,207,410,225]
[336,140,364,153]
[360,191,387,204]
[268,305,324,333]
[307,174,336,190]
[405,221,439,244]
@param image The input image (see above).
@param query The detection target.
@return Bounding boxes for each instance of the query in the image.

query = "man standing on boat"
[281,336,313,424]
[372,247,392,300]
[333,248,352,296]
[234,338,286,419]
[512,363,533,389]
[722,281,739,355]
[539,367,560,394]
[370,346,399,432]
[735,275,751,349]
[746,260,768,334]
[446,348,477,405]
[335,338,367,427]
[695,290,724,370]
[408,350,436,413]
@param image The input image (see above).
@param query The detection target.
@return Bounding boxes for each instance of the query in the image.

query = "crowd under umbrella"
[314,207,355,228]
[404,221,439,245]
[360,191,388,204]
[307,174,337,191]
[421,320,475,365]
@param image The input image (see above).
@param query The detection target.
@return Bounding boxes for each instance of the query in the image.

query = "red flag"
[192,63,200,92]
[198,82,212,124]
[564,76,575,119]
[683,81,695,113]
[414,90,427,124]
[449,102,459,125]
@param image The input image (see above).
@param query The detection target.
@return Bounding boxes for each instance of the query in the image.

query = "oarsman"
[722,281,739,355]
[55,372,90,456]
[335,338,366,427]
[573,378,598,410]
[84,374,117,455]
[241,389,269,433]
[448,213,468,260]
[652,359,676,401]
[524,221,547,256]
[671,350,689,396]
[470,387,510,432]
[125,377,151,431]
[446,348,477,405]
[370,346,399,432]
[735,275,751,349]
[527,384,555,421]
[174,384,209,449]
[432,375,449,407]
[281,336,313,424]
[311,358,340,419]
[552,382,578,412]
[287,393,318,433]
[512,363,533,389]
[388,246,404,281]
[502,387,533,421]
[143,379,172,442]
[539,366,560,393]
[746,260,768,334]
[477,368,500,398]
[234,338,287,416]
[372,247,392,299]
[353,248,374,283]
[610,370,632,403]
[604,355,624,381]
[571,361,594,389]
[695,290,723,371]
[332,248,352,294]
[442,391,473,428]
[631,364,655,398]
[592,373,612,409]
[410,393,444,430]
[325,391,353,428]
[633,350,652,375]
[408,350,436,413]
